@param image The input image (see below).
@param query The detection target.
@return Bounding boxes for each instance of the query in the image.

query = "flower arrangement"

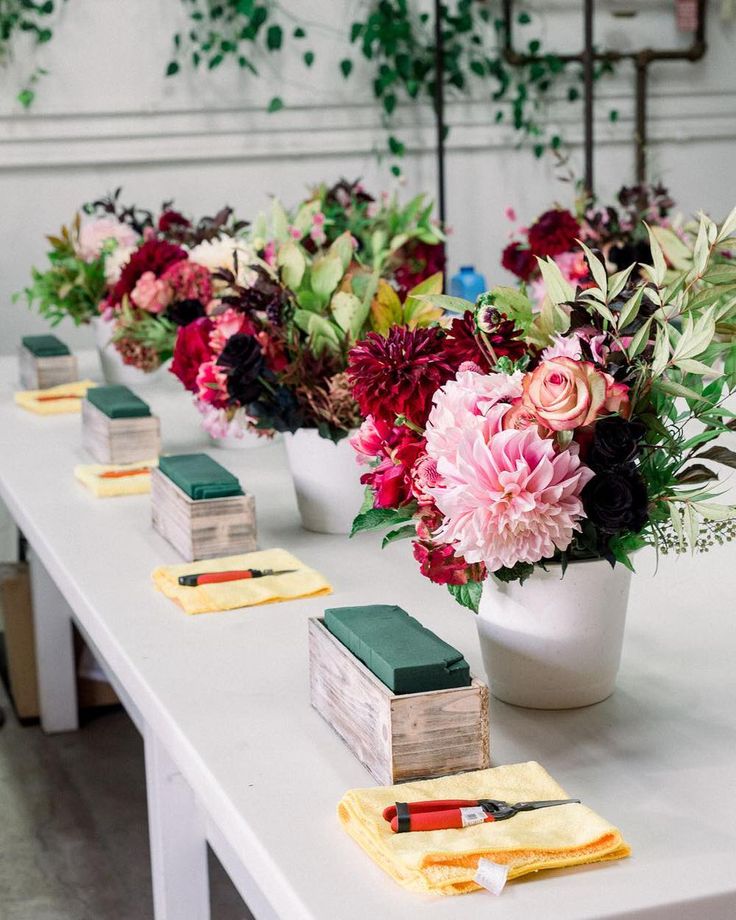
[501,183,677,305]
[349,208,736,612]
[21,190,248,374]
[171,185,446,441]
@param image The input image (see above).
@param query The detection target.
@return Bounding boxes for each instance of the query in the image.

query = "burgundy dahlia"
[527,208,580,258]
[501,241,537,281]
[158,209,191,233]
[348,326,456,427]
[111,239,187,305]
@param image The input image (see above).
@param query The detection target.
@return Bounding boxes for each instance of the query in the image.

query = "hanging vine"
[2,0,615,170]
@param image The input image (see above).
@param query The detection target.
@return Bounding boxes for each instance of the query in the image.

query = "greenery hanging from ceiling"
[1,0,610,170]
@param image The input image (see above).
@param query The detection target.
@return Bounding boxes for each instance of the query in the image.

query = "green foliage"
[1,0,62,106]
[112,301,178,363]
[447,580,483,614]
[18,217,107,327]
[492,561,534,585]
[342,1,591,169]
[350,502,418,538]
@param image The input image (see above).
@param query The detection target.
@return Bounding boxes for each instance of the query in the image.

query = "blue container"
[450,265,487,303]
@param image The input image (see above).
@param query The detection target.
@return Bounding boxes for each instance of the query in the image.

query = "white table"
[1,351,735,920]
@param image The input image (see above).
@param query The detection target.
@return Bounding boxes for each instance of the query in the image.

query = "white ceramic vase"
[283,428,365,534]
[476,559,632,709]
[93,316,171,387]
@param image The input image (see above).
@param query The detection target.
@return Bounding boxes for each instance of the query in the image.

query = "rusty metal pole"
[583,0,595,197]
[433,0,447,226]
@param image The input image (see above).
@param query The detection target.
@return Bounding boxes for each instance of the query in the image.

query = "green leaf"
[303,50,314,67]
[17,88,35,109]
[340,58,353,78]
[628,317,653,358]
[694,446,736,470]
[381,524,416,548]
[350,504,417,538]
[266,24,283,50]
[166,61,180,77]
[411,293,471,313]
[267,96,284,113]
[276,240,306,289]
[537,257,574,305]
[311,252,345,302]
[447,581,483,614]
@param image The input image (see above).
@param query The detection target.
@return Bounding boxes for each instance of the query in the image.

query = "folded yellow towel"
[152,547,332,615]
[338,761,630,896]
[15,379,96,415]
[75,459,158,497]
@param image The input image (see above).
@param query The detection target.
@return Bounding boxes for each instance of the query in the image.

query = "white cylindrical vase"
[93,316,171,387]
[283,428,365,534]
[476,559,632,709]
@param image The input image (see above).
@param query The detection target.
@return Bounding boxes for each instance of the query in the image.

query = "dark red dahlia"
[501,241,537,281]
[111,239,187,305]
[527,208,580,258]
[443,310,527,370]
[348,326,456,427]
[393,240,446,299]
[158,209,191,233]
[170,316,214,392]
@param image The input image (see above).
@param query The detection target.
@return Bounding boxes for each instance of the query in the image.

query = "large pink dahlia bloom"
[429,413,593,572]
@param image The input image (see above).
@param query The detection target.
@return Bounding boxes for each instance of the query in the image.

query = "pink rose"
[522,358,611,431]
[604,380,631,418]
[131,271,172,314]
[76,218,138,262]
[209,308,255,356]
[196,360,229,409]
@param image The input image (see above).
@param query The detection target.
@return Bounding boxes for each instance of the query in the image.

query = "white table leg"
[27,545,79,733]
[144,726,211,920]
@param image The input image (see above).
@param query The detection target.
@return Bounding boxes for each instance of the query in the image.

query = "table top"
[1,352,735,920]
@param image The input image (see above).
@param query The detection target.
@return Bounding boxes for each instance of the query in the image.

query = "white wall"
[0,0,734,357]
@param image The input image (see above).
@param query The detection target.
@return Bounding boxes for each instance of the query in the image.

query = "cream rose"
[522,357,625,431]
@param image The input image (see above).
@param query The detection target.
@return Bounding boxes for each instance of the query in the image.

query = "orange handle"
[98,467,151,479]
[195,570,255,585]
[390,808,494,833]
[382,800,479,822]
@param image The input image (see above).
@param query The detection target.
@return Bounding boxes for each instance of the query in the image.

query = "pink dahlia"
[424,369,523,463]
[429,416,593,572]
[161,260,213,304]
[348,326,457,427]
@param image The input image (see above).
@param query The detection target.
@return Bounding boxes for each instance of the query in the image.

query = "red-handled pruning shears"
[383,798,580,833]
[178,568,297,587]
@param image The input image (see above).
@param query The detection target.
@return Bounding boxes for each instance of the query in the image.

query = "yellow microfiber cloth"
[338,761,630,896]
[74,459,158,497]
[14,379,96,415]
[152,547,332,615]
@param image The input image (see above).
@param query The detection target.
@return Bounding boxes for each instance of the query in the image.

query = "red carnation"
[393,239,446,299]
[412,540,475,586]
[158,209,191,233]
[348,326,456,427]
[170,316,214,392]
[501,241,537,281]
[111,239,187,305]
[527,208,580,258]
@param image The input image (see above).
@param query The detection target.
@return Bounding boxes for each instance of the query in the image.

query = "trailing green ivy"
[166,0,316,115]
[0,0,63,108]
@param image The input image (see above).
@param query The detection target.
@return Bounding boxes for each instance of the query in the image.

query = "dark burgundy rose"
[588,417,646,471]
[527,208,580,258]
[170,317,214,392]
[608,240,652,273]
[582,466,648,535]
[158,209,191,233]
[501,241,537,281]
[393,240,446,298]
[111,239,187,305]
[168,298,206,327]
[217,333,265,406]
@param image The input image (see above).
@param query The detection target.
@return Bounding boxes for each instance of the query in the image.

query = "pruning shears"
[383,797,580,833]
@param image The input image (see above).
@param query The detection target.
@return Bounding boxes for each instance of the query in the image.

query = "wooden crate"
[18,345,78,390]
[309,617,490,785]
[81,398,160,465]
[151,466,257,562]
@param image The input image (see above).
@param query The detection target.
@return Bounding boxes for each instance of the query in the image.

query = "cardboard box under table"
[151,453,257,562]
[82,385,160,464]
[309,608,490,785]
[19,335,78,390]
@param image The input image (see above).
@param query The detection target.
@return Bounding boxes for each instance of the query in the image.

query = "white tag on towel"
[475,858,509,896]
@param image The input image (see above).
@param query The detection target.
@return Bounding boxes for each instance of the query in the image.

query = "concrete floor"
[0,682,254,920]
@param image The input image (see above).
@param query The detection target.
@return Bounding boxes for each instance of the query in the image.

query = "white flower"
[75,217,138,262]
[188,236,257,288]
[103,244,137,286]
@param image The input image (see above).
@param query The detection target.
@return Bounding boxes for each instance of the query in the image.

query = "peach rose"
[502,399,552,438]
[603,380,631,419]
[522,357,626,431]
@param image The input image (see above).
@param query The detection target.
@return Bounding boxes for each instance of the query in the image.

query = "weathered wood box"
[82,398,161,465]
[309,617,490,785]
[151,466,257,562]
[19,342,78,390]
